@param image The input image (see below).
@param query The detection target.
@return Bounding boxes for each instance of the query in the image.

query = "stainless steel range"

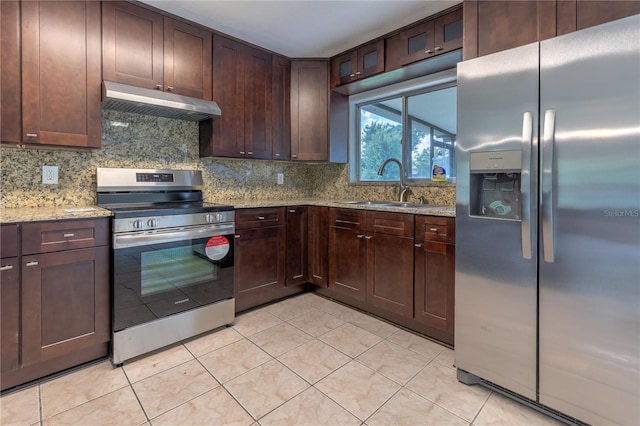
[97,168,235,365]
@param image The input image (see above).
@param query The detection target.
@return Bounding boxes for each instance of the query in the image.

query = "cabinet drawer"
[415,216,454,243]
[1,224,19,258]
[22,219,109,255]
[329,208,367,231]
[367,211,414,237]
[235,207,285,229]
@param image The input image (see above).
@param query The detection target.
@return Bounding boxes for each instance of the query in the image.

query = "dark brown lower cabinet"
[307,206,328,287]
[414,216,455,346]
[1,256,20,375]
[286,206,308,287]
[21,247,110,366]
[328,209,367,301]
[366,232,414,318]
[234,207,301,312]
[1,218,110,391]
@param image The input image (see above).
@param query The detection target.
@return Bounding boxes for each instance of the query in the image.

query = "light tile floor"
[1,292,564,426]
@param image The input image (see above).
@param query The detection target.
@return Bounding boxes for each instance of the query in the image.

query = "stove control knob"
[147,218,157,228]
[215,213,223,222]
[205,214,213,223]
[133,219,144,229]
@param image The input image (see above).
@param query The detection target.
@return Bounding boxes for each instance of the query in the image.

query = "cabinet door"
[433,7,463,55]
[398,20,435,66]
[244,47,273,159]
[330,50,358,88]
[272,55,291,160]
[1,257,20,374]
[286,207,308,287]
[308,206,328,287]
[102,1,163,90]
[366,233,414,318]
[21,246,110,366]
[328,226,367,301]
[208,35,245,158]
[234,226,285,312]
[1,1,21,144]
[163,17,212,100]
[21,0,101,148]
[291,60,329,161]
[357,40,385,79]
[414,241,455,345]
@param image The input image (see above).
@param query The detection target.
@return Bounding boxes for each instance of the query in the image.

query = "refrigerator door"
[455,43,539,399]
[538,16,640,426]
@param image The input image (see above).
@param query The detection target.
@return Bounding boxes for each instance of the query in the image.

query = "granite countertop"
[0,199,454,224]
[0,206,113,224]
[222,199,456,217]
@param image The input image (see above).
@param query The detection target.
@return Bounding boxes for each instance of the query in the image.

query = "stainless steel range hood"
[102,81,221,121]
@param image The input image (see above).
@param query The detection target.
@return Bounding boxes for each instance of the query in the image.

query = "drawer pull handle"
[235,235,240,239]
[289,209,296,213]
[415,243,422,248]
[63,233,75,238]
[425,49,434,54]
[356,234,365,239]
[26,133,38,137]
[429,228,439,232]
[247,151,253,155]
[26,261,39,267]
[155,84,163,90]
[365,235,372,240]
[240,151,246,155]
[167,86,174,91]
[434,46,443,51]
[257,216,265,220]
[0,265,14,271]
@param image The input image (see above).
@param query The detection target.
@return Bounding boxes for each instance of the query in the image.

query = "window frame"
[348,69,457,185]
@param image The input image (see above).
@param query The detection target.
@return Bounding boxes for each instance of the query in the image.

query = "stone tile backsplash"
[0,110,454,208]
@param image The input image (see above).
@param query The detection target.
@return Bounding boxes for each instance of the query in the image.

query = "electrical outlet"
[277,173,284,185]
[42,165,59,184]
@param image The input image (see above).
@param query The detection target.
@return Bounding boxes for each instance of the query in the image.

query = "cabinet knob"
[234,234,240,239]
[167,86,174,91]
[292,154,298,159]
[274,153,281,157]
[349,73,356,78]
[289,209,296,213]
[425,49,434,54]
[356,234,365,239]
[247,151,253,155]
[414,243,423,248]
[26,133,38,138]
[365,235,372,240]
[240,151,246,155]
[434,46,443,51]
[0,265,14,271]
[257,216,265,220]
[26,261,39,267]
[355,71,361,75]
[155,84,163,90]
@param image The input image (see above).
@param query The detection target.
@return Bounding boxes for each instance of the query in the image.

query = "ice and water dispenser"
[469,150,522,220]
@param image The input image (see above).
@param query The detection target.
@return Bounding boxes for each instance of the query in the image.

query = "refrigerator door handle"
[521,112,534,259]
[541,109,556,263]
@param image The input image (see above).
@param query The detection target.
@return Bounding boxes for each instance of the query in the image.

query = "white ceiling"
[139,1,460,58]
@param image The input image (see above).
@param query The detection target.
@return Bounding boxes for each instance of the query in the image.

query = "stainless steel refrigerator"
[455,15,639,426]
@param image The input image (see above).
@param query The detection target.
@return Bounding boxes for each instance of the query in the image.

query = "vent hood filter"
[102,81,221,121]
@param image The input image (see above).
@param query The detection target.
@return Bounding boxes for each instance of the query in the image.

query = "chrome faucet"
[377,158,409,202]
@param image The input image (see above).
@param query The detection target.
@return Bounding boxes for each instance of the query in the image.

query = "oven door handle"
[113,223,235,249]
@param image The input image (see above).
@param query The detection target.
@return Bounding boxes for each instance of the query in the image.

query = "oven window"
[113,235,234,331]
[141,245,216,297]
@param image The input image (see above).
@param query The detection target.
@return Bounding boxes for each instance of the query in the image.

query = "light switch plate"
[42,165,59,184]
[277,173,284,185]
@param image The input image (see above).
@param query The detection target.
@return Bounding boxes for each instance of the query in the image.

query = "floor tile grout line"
[361,382,405,424]
[400,385,474,425]
[470,389,493,425]
[37,384,43,426]
[121,363,151,425]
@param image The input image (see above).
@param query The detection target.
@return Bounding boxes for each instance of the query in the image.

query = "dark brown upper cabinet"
[387,7,463,69]
[272,55,291,160]
[290,60,329,161]
[19,0,101,148]
[102,1,212,100]
[1,1,21,144]
[200,35,273,159]
[463,0,640,60]
[330,40,385,88]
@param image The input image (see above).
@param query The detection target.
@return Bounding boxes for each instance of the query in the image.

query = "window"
[350,72,457,184]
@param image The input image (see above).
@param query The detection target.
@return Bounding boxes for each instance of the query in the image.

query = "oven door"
[112,223,234,332]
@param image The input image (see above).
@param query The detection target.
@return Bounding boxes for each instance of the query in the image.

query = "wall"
[0,110,455,208]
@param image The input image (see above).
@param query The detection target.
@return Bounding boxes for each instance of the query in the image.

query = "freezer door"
[538,15,640,426]
[455,42,539,400]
